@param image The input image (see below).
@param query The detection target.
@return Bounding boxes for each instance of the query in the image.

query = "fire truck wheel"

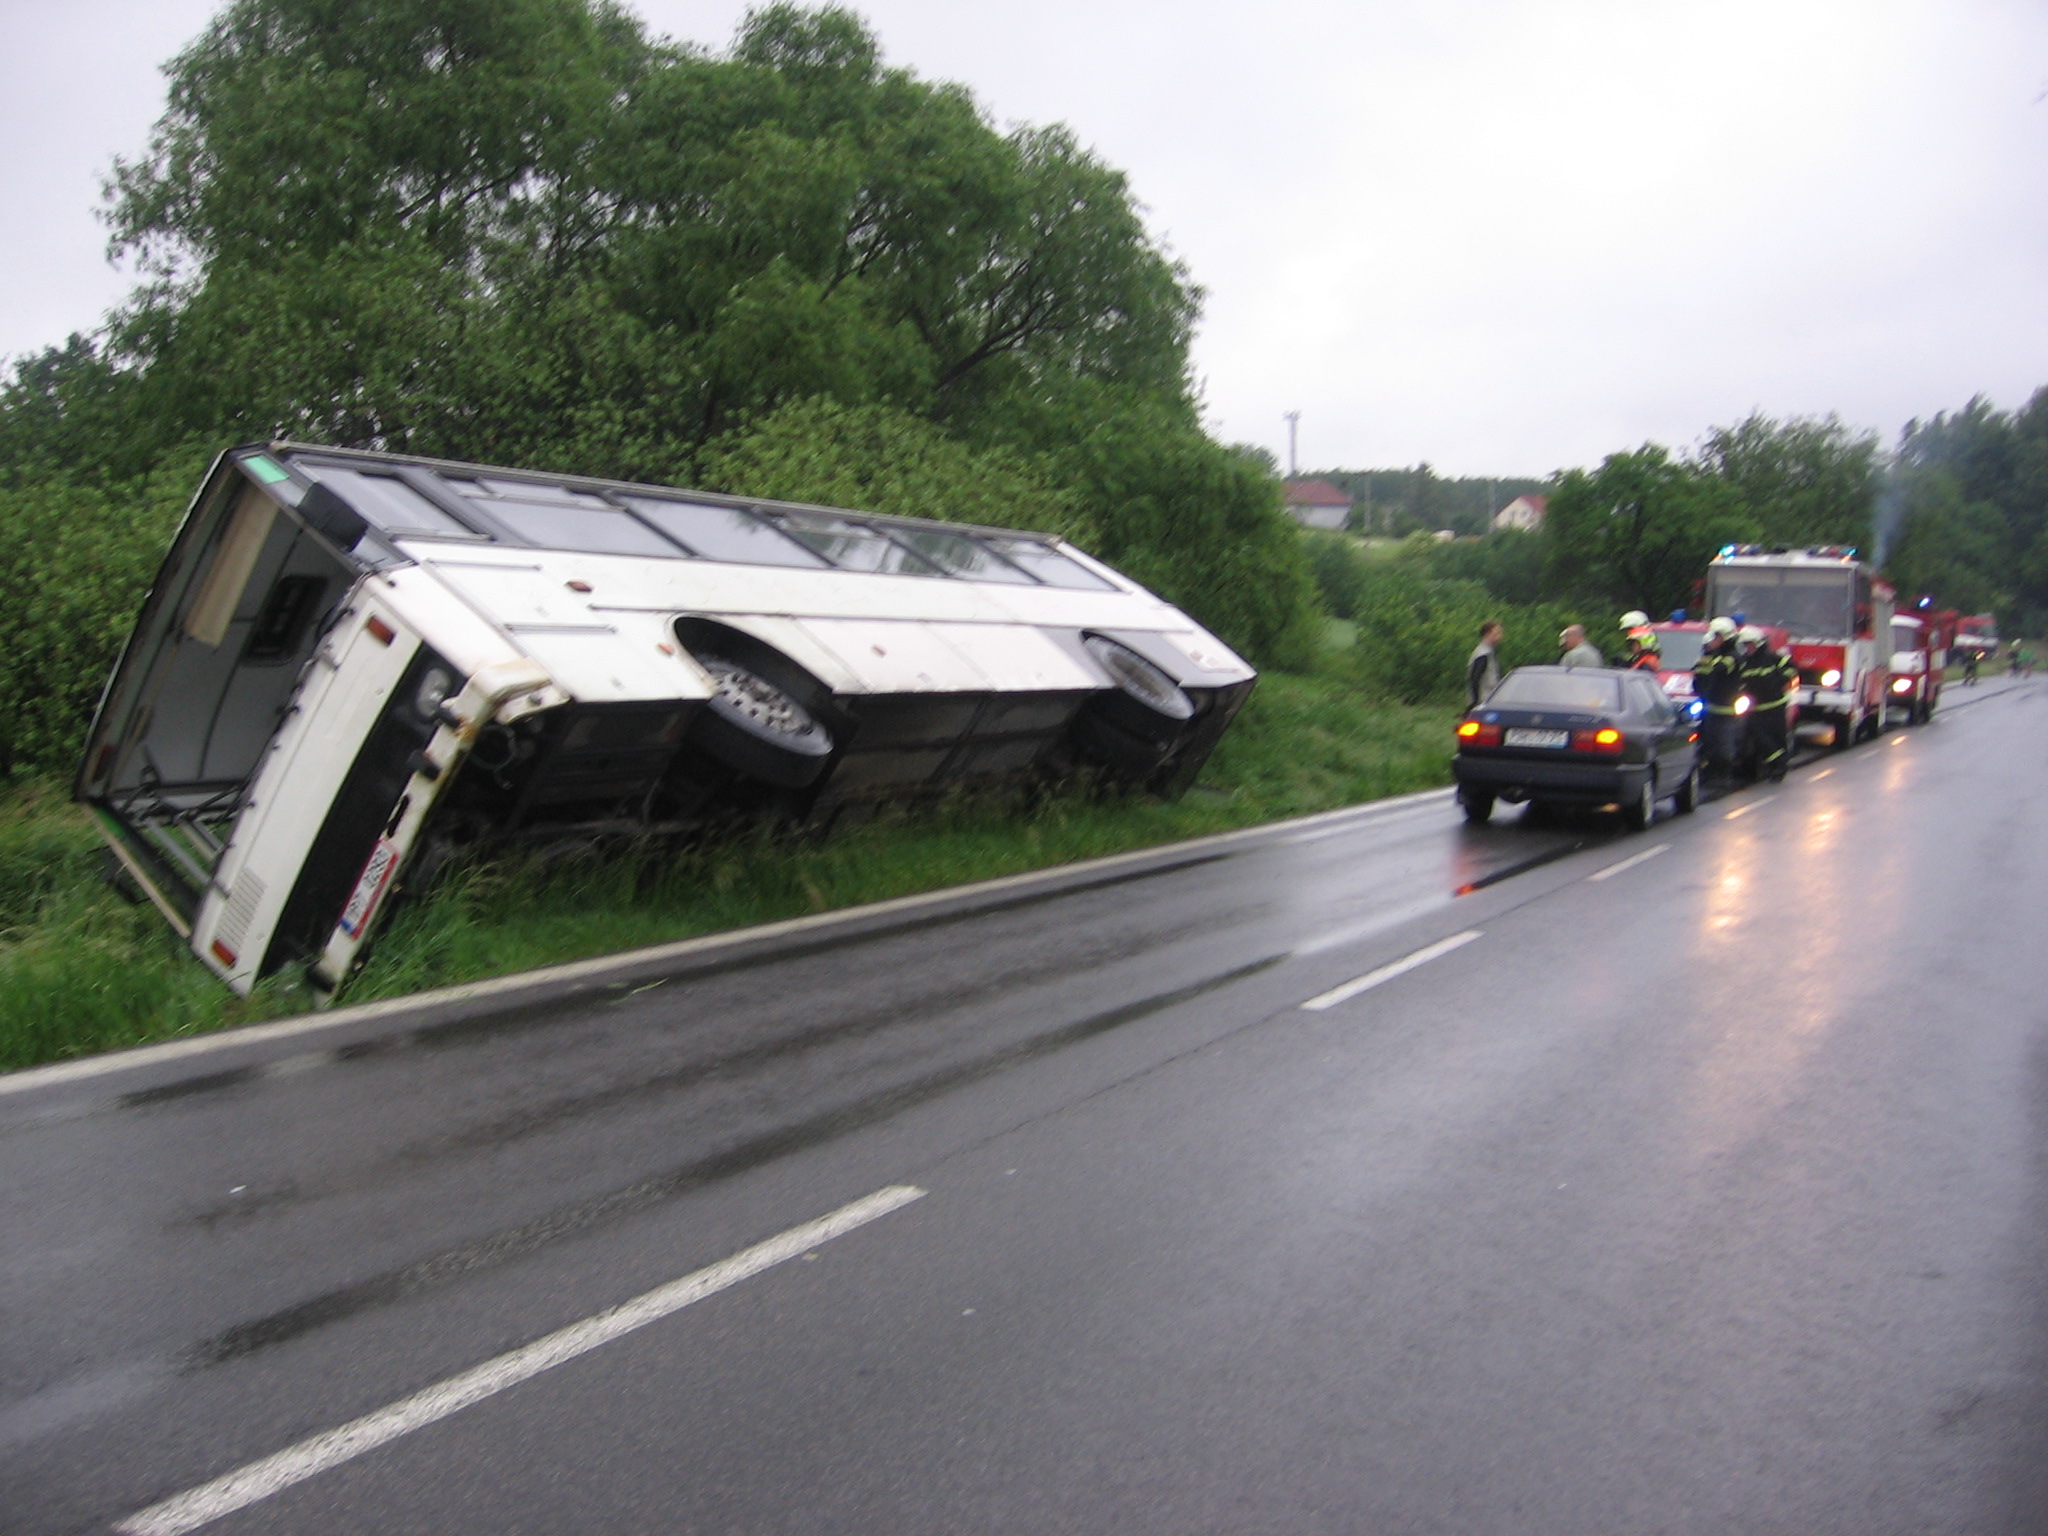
[1622,775,1656,831]
[1458,787,1494,824]
[1674,763,1700,814]
[1830,713,1854,751]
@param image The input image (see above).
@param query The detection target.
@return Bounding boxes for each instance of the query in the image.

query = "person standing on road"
[1737,625,1796,781]
[1467,620,1503,707]
[1694,617,1744,780]
[1613,626,1662,671]
[1558,624,1604,667]
[1963,648,1980,685]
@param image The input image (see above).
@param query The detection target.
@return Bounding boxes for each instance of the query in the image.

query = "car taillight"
[1457,719,1502,748]
[1570,726,1624,753]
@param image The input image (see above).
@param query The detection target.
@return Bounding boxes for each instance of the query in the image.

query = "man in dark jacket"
[1466,620,1502,707]
[1737,624,1797,781]
[1693,616,1744,779]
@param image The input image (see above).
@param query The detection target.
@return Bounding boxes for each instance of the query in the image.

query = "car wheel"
[1622,775,1655,831]
[690,656,835,788]
[1674,762,1700,814]
[1458,787,1494,825]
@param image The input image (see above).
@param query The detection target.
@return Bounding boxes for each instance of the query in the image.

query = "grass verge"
[0,671,1458,1071]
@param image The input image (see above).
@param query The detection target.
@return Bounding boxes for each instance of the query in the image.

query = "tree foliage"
[1542,446,1749,614]
[1698,412,1881,550]
[1885,389,2048,631]
[0,1,1319,778]
[86,0,1198,481]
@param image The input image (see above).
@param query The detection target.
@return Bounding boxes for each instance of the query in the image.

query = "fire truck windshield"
[1707,568,1853,637]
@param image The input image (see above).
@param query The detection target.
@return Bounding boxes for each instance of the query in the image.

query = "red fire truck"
[1885,601,1957,725]
[1956,612,1999,658]
[1705,546,1893,749]
[1644,618,1794,720]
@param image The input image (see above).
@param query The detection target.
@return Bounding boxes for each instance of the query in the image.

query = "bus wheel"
[690,656,835,788]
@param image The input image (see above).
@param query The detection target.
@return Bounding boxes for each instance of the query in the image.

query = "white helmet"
[1706,616,1738,639]
[1737,624,1766,646]
[1619,609,1650,630]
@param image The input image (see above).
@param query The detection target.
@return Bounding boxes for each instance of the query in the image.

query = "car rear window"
[1490,670,1622,712]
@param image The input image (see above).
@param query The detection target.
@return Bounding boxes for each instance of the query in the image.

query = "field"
[0,672,1459,1072]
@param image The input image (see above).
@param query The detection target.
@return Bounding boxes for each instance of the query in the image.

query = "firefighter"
[1737,624,1796,781]
[1694,617,1744,780]
[1620,624,1663,671]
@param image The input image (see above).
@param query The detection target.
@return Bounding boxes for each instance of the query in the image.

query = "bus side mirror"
[299,482,367,548]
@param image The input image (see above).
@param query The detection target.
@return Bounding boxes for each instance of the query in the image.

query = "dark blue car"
[1452,665,1701,830]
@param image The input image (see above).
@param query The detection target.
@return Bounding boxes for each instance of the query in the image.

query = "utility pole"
[1284,411,1300,479]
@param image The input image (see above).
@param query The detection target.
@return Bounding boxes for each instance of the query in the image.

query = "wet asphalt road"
[4,679,2046,1535]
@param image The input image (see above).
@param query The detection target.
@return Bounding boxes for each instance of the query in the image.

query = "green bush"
[1306,533,1586,703]
[0,457,202,778]
[698,395,1092,542]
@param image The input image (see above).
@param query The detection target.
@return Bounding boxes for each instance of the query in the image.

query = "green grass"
[0,672,1459,1071]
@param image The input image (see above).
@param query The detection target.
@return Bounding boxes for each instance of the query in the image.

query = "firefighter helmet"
[1619,609,1650,630]
[1737,624,1765,646]
[1706,616,1738,639]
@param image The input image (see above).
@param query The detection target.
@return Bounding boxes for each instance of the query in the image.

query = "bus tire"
[690,656,835,789]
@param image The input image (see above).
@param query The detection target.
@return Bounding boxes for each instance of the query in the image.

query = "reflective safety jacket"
[1694,645,1743,712]
[1739,646,1797,709]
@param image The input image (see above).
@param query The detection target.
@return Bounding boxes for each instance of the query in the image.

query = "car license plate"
[1503,727,1569,748]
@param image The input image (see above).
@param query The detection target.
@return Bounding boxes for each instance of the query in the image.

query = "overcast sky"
[3,0,2043,477]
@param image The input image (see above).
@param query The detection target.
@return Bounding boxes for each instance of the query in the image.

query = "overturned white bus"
[76,444,1257,1002]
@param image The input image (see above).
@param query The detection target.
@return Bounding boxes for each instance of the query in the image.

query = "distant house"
[1283,478,1353,530]
[1493,493,1547,532]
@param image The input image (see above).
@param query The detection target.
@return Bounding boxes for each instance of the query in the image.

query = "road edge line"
[1,786,1454,1097]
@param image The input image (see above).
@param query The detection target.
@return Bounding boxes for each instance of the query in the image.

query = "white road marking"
[1723,796,1776,820]
[1299,931,1481,1012]
[1586,843,1670,882]
[114,1185,927,1536]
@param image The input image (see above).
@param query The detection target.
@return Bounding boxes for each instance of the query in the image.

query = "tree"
[1698,412,1880,551]
[88,0,1199,478]
[1880,466,2009,618]
[1543,446,1750,614]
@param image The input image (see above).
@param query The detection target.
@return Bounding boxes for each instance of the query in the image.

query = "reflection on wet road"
[4,678,2045,1536]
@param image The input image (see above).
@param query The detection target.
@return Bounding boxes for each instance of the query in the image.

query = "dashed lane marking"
[1299,931,1482,1012]
[114,1185,927,1536]
[1722,796,1776,820]
[1586,843,1670,882]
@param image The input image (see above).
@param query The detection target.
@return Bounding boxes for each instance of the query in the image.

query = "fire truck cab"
[1705,546,1892,749]
[1886,602,1957,726]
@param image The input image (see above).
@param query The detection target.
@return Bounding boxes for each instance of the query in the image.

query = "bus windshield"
[1707,567,1853,638]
